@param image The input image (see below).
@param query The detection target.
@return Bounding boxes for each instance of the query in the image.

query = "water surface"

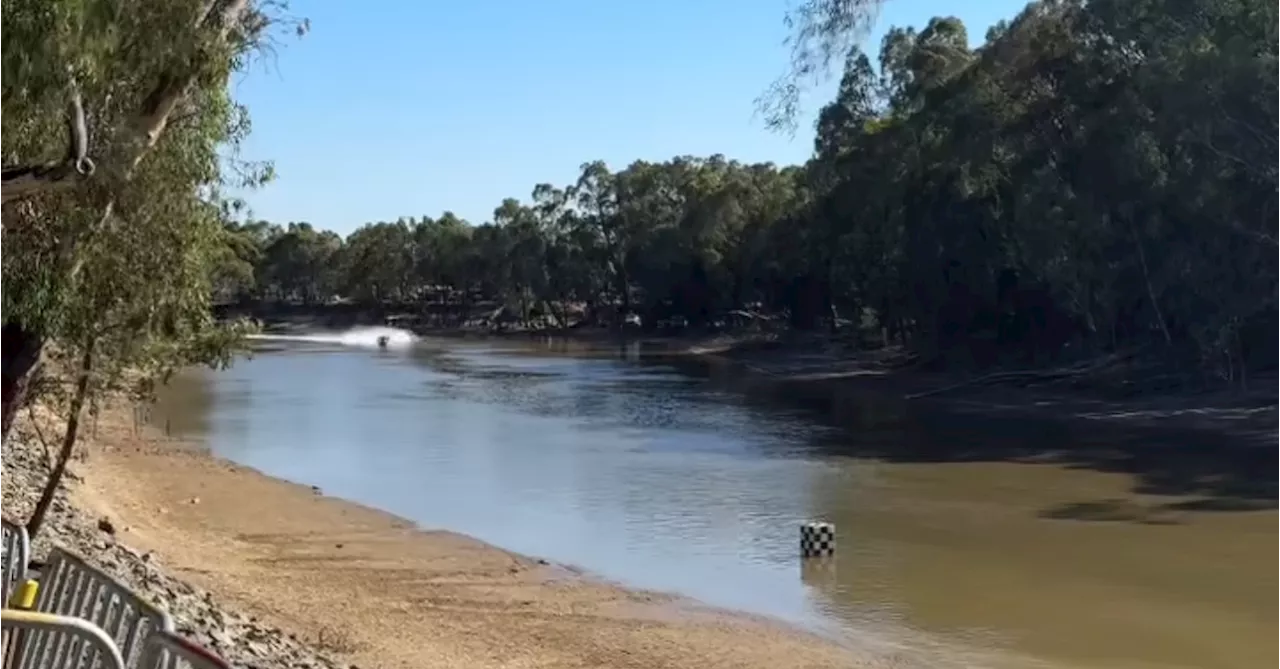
[153,334,1277,669]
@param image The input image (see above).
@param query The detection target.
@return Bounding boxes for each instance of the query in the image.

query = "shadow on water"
[615,349,1278,669]
[655,353,1277,521]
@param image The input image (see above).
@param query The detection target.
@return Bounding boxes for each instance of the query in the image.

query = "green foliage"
[756,0,887,132]
[2,0,286,412]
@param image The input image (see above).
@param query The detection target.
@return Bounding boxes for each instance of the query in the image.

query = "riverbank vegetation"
[221,0,1277,394]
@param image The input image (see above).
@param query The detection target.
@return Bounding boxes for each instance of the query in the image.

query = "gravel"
[2,426,344,669]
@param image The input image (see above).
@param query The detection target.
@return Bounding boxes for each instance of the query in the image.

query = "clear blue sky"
[231,0,1025,236]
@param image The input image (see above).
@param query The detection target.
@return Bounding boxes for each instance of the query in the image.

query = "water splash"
[248,326,418,350]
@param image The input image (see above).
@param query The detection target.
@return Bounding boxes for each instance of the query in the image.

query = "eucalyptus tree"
[24,165,253,539]
[1,0,299,441]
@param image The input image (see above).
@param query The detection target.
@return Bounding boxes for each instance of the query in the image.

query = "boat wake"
[248,326,418,350]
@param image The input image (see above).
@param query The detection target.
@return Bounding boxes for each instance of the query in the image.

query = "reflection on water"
[151,338,1277,669]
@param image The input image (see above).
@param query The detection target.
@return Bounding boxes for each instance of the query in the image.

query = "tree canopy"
[223,0,1277,386]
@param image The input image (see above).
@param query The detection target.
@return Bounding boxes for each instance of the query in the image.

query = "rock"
[97,517,116,535]
[211,628,235,648]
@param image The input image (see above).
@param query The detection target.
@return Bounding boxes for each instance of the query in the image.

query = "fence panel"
[137,631,230,669]
[34,549,172,669]
[1,520,30,607]
[2,609,126,669]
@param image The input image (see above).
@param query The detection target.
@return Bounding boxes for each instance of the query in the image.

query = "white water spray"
[248,325,418,350]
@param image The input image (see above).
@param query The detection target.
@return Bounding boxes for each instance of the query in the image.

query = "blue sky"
[231,1,1026,236]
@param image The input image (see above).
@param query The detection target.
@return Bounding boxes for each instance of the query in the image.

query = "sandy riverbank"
[13,399,926,669]
[2,407,340,669]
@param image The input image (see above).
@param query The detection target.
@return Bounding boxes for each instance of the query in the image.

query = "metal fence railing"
[1,538,233,669]
[33,549,173,669]
[1,520,30,607]
[137,631,231,669]
[2,609,126,669]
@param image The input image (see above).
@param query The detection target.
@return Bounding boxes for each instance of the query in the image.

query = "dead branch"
[903,349,1141,400]
[65,75,94,174]
[1,77,95,205]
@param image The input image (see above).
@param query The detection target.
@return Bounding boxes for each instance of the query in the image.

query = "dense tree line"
[217,161,810,328]
[226,0,1277,385]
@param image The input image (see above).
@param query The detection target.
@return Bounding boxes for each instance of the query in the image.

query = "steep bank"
[1,408,341,669]
[6,400,931,669]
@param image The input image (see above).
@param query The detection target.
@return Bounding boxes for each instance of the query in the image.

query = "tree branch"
[1,76,95,205]
[1,0,253,207]
[1,162,85,204]
[755,0,886,133]
[131,0,253,168]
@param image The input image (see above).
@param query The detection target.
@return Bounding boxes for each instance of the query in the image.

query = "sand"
[69,402,898,669]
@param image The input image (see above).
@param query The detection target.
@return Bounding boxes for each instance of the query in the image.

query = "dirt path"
[72,405,900,669]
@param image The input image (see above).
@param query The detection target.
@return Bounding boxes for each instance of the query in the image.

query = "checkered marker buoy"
[800,521,836,558]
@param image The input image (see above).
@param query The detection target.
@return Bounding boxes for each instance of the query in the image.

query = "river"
[149,331,1277,669]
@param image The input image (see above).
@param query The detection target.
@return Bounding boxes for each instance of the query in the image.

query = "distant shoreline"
[251,312,1277,447]
[686,337,1274,452]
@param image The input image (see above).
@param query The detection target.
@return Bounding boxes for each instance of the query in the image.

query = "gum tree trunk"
[0,322,45,447]
[26,339,95,540]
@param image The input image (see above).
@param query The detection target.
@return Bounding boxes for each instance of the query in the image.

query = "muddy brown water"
[151,334,1277,669]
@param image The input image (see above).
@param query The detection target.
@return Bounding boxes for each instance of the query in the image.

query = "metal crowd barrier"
[138,631,231,669]
[2,543,232,669]
[1,521,30,607]
[1,609,126,669]
[34,549,173,669]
